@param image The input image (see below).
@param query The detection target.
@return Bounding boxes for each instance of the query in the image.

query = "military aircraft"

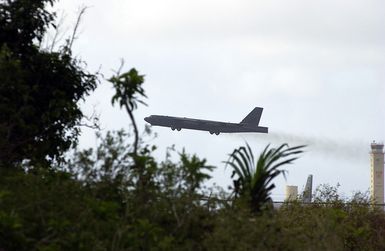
[144,107,268,135]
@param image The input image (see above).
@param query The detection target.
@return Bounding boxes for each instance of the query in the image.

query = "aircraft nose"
[144,117,150,123]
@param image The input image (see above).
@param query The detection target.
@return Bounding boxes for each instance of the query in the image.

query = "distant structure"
[302,175,313,203]
[285,185,298,201]
[370,142,384,204]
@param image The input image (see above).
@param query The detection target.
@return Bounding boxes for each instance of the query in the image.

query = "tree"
[225,143,305,212]
[0,0,97,167]
[109,66,147,157]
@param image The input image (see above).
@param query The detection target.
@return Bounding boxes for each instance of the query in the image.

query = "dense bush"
[2,130,385,250]
[0,0,97,167]
[205,188,385,251]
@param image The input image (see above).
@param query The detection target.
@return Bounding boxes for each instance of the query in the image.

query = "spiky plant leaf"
[224,143,305,212]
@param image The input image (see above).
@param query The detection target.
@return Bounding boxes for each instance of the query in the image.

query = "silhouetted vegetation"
[0,0,97,167]
[225,143,305,213]
[1,1,385,250]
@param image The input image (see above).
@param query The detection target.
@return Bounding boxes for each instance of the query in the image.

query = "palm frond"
[226,143,305,212]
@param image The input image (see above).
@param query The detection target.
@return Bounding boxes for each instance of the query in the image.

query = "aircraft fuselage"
[144,115,268,135]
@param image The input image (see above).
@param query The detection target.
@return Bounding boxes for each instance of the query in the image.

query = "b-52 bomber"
[144,107,268,135]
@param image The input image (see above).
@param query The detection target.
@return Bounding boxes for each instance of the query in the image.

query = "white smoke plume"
[226,131,369,162]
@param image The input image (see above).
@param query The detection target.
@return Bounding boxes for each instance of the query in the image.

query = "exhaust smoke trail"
[225,131,368,162]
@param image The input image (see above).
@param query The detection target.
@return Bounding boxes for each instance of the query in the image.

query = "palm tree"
[225,143,305,212]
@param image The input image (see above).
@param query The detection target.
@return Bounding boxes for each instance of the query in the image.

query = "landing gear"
[215,132,220,135]
[209,131,214,135]
[209,131,220,135]
[176,128,181,131]
[171,127,175,131]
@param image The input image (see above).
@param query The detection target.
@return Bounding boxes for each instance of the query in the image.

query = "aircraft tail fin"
[240,107,263,125]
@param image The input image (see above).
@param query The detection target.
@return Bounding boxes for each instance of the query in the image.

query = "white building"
[285,185,298,201]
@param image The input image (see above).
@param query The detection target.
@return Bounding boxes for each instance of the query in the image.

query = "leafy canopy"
[0,0,97,167]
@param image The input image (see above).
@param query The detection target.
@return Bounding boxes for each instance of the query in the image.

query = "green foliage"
[109,67,147,155]
[67,130,133,182]
[0,169,121,251]
[110,68,147,111]
[205,186,385,251]
[63,130,217,250]
[225,143,305,212]
[2,130,385,250]
[0,0,56,53]
[0,0,97,167]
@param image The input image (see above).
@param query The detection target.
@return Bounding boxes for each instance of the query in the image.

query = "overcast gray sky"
[54,0,385,200]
